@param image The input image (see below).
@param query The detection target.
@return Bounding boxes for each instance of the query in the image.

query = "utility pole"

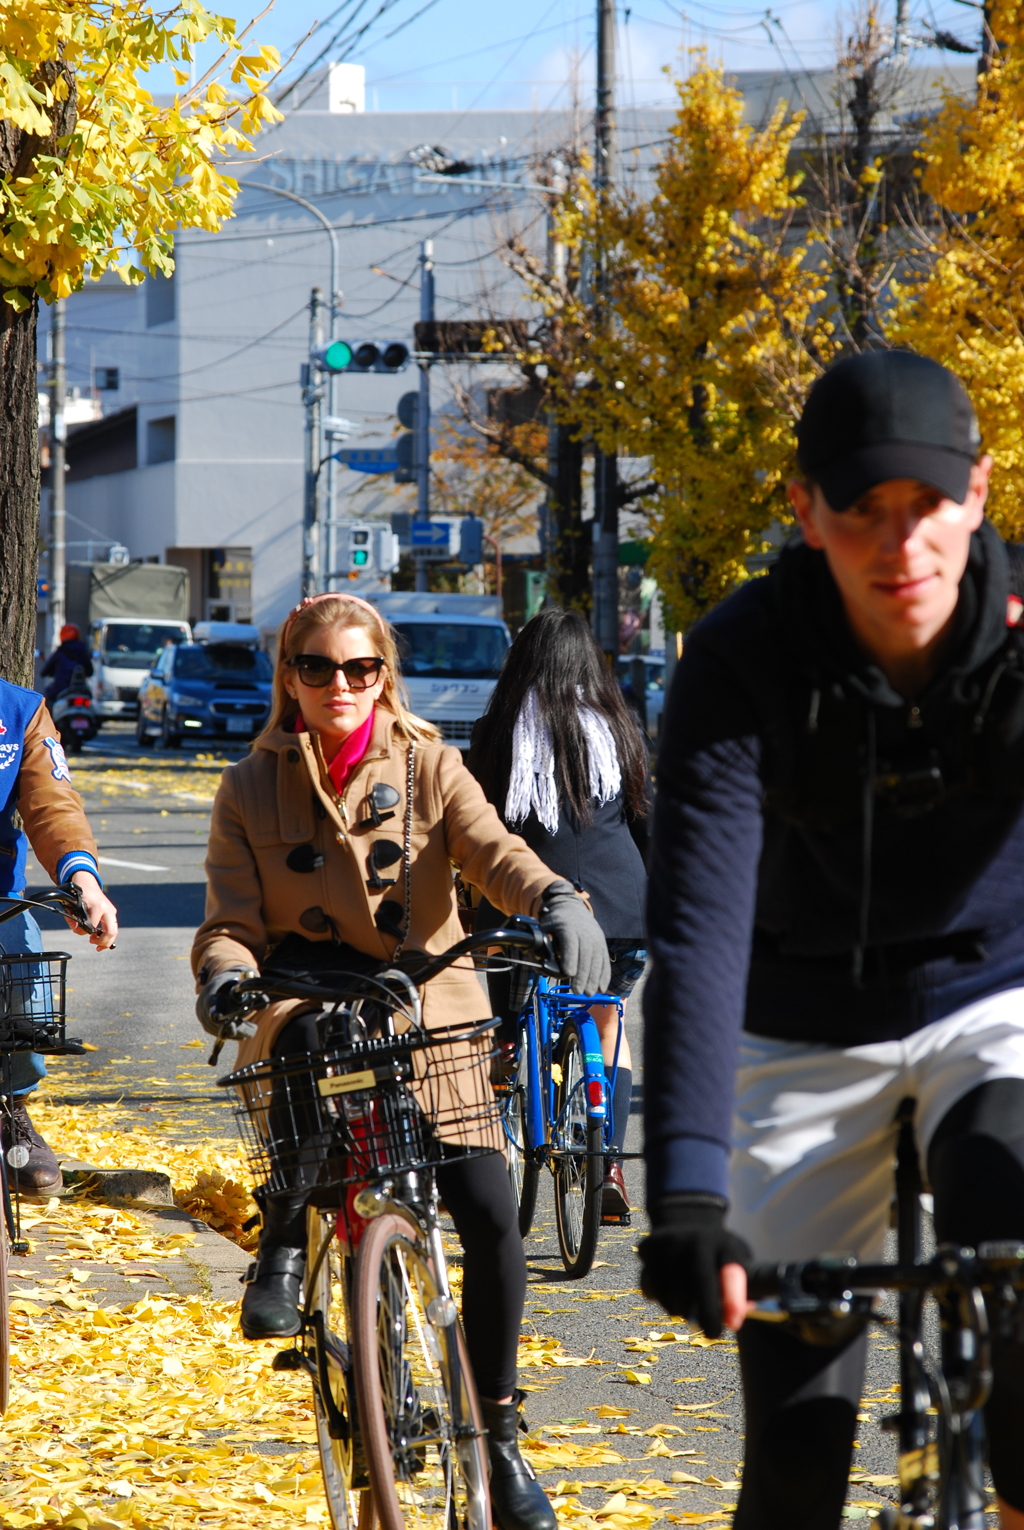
[49,300,67,647]
[592,0,619,657]
[301,287,324,597]
[414,239,434,594]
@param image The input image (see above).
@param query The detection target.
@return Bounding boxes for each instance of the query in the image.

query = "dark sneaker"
[2,1098,63,1194]
[600,1162,631,1225]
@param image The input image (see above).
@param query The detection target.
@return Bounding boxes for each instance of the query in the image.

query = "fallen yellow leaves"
[519,1334,604,1368]
[178,1171,259,1251]
[0,1291,323,1529]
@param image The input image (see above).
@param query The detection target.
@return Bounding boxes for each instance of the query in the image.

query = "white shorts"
[729,986,1024,1263]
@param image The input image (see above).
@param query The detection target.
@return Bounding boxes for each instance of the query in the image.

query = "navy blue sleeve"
[643,626,765,1203]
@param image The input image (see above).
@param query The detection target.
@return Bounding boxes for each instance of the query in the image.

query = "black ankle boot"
[480,1391,557,1530]
[240,1197,307,1340]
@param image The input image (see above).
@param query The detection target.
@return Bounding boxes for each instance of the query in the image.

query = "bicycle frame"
[514,976,624,1170]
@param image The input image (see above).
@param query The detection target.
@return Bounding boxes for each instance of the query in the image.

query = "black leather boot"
[480,1391,557,1530]
[239,1197,306,1341]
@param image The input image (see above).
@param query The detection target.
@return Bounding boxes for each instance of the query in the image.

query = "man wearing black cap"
[640,350,1024,1529]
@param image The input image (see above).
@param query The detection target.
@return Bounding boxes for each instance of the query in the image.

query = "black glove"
[638,1193,752,1338]
[537,879,611,995]
[196,967,259,1041]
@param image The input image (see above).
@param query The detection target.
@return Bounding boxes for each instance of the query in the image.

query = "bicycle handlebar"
[748,1242,1024,1305]
[0,886,98,937]
[225,918,559,1013]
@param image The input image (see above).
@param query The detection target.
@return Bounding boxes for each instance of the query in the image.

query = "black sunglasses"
[289,654,385,690]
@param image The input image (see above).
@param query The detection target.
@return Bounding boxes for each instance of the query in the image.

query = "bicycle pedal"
[601,1213,632,1227]
[272,1348,303,1372]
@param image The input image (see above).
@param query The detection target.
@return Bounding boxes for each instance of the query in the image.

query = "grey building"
[40,60,973,632]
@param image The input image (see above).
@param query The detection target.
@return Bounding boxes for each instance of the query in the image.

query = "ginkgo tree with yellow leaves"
[554,59,835,632]
[888,0,1024,541]
[0,1,280,682]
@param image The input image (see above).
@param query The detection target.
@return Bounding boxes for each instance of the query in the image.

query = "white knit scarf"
[505,686,621,833]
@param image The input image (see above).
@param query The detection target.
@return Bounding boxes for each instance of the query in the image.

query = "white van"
[370,593,509,749]
[90,617,192,720]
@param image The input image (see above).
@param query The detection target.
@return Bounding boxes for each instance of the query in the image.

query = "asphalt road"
[25,722,908,1524]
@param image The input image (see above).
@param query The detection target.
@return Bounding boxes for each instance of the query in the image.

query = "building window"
[145,271,175,327]
[94,366,120,391]
[147,416,176,465]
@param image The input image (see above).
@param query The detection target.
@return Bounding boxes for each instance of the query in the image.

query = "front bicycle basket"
[219,1020,503,1198]
[0,953,70,1053]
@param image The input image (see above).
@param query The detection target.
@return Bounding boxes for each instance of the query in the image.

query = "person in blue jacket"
[0,674,118,1191]
[640,352,1024,1530]
[41,624,93,706]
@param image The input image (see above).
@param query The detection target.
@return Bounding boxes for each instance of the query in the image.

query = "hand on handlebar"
[67,873,119,951]
[537,880,611,995]
[196,967,264,1042]
[639,1194,754,1338]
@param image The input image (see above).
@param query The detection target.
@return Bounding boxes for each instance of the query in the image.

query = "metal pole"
[49,300,66,648]
[592,0,619,658]
[244,183,341,598]
[414,239,434,595]
[302,288,324,596]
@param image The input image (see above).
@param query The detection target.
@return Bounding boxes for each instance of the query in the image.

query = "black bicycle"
[0,886,91,1414]
[216,917,559,1530]
[748,1102,1024,1530]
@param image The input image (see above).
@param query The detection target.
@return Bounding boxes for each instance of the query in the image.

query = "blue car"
[136,640,272,748]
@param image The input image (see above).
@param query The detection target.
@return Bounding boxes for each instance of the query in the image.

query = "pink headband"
[280,592,387,656]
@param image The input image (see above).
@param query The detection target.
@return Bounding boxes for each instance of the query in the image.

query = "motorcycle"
[51,667,99,755]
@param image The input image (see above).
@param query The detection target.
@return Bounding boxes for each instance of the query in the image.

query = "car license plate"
[70,718,91,730]
[226,716,251,734]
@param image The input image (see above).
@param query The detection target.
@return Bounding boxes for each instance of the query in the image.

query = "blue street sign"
[334,448,399,473]
[410,521,449,548]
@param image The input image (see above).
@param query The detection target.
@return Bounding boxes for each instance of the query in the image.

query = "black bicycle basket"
[0,953,70,1053]
[219,1020,502,1198]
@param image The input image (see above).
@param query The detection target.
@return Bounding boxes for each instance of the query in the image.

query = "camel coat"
[192,710,561,1097]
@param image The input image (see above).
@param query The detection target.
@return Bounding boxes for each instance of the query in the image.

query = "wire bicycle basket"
[0,953,70,1054]
[219,1020,502,1198]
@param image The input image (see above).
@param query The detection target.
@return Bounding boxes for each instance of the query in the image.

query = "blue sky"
[175,0,982,113]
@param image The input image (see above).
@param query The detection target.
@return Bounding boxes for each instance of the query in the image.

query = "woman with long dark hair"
[468,606,649,1220]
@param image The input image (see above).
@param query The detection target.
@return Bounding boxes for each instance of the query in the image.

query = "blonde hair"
[258,594,441,745]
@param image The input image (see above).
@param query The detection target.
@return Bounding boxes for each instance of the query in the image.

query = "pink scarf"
[294,707,375,793]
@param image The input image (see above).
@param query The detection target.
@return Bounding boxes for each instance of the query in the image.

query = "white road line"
[98,856,169,872]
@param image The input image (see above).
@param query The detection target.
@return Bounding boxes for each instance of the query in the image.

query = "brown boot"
[600,1162,630,1225]
[3,1098,62,1195]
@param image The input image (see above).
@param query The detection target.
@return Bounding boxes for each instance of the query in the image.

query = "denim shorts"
[605,940,648,1000]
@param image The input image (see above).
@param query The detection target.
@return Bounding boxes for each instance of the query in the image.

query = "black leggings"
[268,1013,526,1401]
[734,1077,1024,1530]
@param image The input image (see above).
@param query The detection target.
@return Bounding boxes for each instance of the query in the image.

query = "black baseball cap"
[796,351,981,511]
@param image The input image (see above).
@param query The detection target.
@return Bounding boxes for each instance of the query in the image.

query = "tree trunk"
[0,299,40,686]
[0,60,77,686]
[547,424,588,612]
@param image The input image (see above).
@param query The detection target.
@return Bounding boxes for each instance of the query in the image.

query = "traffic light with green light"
[314,341,410,374]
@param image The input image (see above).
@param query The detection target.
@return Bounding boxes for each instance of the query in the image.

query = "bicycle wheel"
[352,1211,489,1530]
[504,1026,539,1238]
[306,1211,373,1530]
[552,1021,603,1279]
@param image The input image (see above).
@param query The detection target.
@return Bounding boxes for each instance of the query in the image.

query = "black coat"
[42,640,93,701]
[469,718,649,942]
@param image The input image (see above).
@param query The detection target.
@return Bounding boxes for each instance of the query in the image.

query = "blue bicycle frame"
[517,976,622,1162]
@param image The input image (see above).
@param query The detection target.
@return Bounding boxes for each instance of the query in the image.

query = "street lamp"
[242,180,343,595]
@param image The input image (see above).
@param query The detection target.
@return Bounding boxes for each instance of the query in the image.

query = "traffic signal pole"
[302,287,324,596]
[415,240,435,594]
[591,0,619,658]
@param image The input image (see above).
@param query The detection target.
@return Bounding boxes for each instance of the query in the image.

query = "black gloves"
[639,1193,752,1339]
[196,966,260,1041]
[537,879,611,995]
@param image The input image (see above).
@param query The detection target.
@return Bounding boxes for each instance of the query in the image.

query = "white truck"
[64,562,192,722]
[369,592,509,749]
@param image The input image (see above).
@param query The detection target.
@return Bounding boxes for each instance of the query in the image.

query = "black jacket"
[42,640,93,700]
[468,722,649,942]
[644,519,1024,1201]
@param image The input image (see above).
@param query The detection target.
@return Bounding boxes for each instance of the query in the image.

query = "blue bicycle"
[500,975,626,1278]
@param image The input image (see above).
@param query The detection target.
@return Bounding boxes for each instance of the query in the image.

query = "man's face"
[788,460,992,660]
